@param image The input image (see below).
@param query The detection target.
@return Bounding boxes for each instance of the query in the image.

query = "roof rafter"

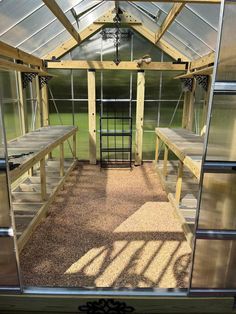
[42,0,80,42]
[155,3,185,43]
[131,24,190,61]
[190,51,215,70]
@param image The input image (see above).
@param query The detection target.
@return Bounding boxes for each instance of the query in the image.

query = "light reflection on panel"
[191,239,236,289]
[198,173,236,230]
[216,3,236,81]
[0,238,20,287]
[206,94,236,161]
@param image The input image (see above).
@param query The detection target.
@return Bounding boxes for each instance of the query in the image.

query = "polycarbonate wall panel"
[215,4,236,81]
[186,4,220,30]
[194,83,206,134]
[0,71,17,99]
[198,172,236,230]
[190,0,236,293]
[3,102,22,141]
[191,239,236,289]
[206,94,236,161]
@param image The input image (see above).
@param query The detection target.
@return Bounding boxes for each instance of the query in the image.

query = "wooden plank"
[135,71,145,165]
[175,160,184,204]
[43,23,104,60]
[0,40,42,67]
[46,60,186,71]
[131,24,190,61]
[87,70,97,165]
[17,72,28,134]
[59,143,64,177]
[174,66,214,79]
[182,91,190,128]
[155,136,159,162]
[94,10,142,24]
[163,145,169,177]
[155,3,185,43]
[155,128,203,180]
[190,51,215,70]
[0,59,44,74]
[35,76,42,128]
[73,134,77,159]
[42,0,80,42]
[40,158,47,201]
[41,84,49,127]
[9,126,77,182]
[186,78,196,131]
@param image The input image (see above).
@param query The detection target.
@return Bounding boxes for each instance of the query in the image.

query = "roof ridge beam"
[42,0,80,42]
[155,3,185,43]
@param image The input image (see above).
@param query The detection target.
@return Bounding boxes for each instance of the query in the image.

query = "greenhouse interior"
[0,0,236,303]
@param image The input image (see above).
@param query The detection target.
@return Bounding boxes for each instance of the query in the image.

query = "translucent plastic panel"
[35,31,71,58]
[162,32,198,60]
[103,71,130,99]
[159,101,183,128]
[161,72,183,100]
[206,94,236,161]
[133,33,162,62]
[73,70,88,100]
[48,70,71,99]
[0,71,17,99]
[176,7,217,51]
[1,5,55,47]
[75,101,89,160]
[198,172,236,230]
[168,22,210,57]
[0,0,42,36]
[194,83,206,134]
[0,238,20,287]
[191,239,236,289]
[3,102,22,141]
[0,108,11,227]
[144,72,161,100]
[132,2,167,25]
[143,101,158,130]
[71,33,101,61]
[216,3,236,81]
[186,4,220,30]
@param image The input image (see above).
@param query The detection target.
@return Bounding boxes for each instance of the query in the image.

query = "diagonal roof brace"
[42,0,80,42]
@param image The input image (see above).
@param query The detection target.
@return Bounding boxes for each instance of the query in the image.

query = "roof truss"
[43,8,190,62]
[42,0,80,42]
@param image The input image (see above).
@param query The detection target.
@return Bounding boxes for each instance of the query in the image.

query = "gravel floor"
[20,162,191,288]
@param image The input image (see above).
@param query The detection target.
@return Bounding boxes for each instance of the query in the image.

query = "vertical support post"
[163,145,168,178]
[182,91,190,129]
[135,70,145,166]
[40,157,47,201]
[73,133,77,159]
[60,142,64,177]
[87,69,96,165]
[35,76,42,128]
[155,136,159,162]
[17,72,28,134]
[186,78,196,132]
[41,84,49,127]
[175,160,184,204]
[201,75,212,135]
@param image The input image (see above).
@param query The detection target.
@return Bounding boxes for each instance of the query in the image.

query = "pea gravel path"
[20,162,191,288]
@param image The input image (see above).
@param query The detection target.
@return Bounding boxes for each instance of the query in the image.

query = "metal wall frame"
[189,0,236,296]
